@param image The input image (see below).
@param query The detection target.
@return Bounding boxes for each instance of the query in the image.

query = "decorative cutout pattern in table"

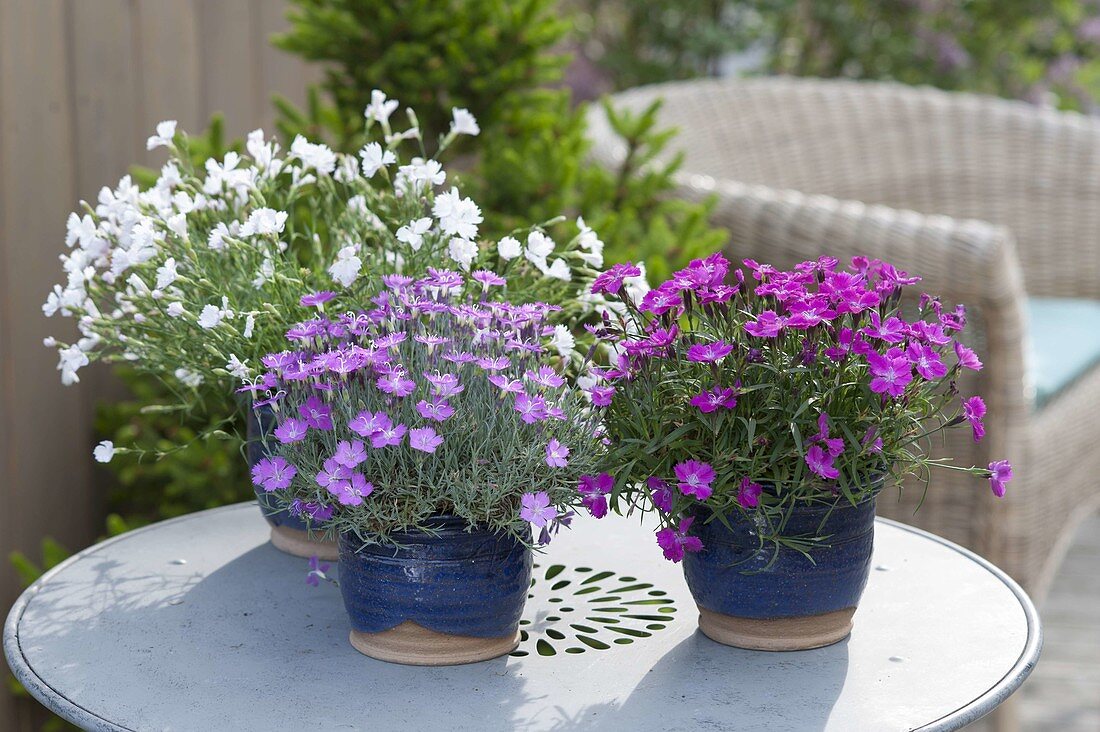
[512,562,679,657]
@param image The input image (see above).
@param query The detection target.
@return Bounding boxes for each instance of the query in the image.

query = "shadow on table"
[606,631,852,732]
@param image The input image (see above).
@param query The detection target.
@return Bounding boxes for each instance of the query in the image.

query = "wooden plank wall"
[0,2,321,727]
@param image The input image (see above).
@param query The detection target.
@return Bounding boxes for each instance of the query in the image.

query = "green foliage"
[273,0,727,275]
[580,0,1100,112]
[95,369,249,526]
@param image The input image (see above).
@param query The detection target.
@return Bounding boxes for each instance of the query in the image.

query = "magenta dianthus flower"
[963,396,986,442]
[647,477,674,512]
[591,263,642,295]
[333,439,367,468]
[689,386,738,413]
[686,340,733,363]
[743,310,786,338]
[673,459,716,500]
[805,444,840,480]
[655,517,703,562]
[988,460,1012,497]
[578,473,613,518]
[737,477,763,508]
[866,351,913,398]
[250,457,297,492]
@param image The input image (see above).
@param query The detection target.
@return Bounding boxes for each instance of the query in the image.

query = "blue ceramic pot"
[682,490,878,650]
[247,404,339,560]
[338,518,532,665]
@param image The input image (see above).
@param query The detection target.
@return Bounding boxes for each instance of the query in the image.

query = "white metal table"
[4,503,1040,731]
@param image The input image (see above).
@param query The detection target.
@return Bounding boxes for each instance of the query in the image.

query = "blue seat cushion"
[1027,298,1100,409]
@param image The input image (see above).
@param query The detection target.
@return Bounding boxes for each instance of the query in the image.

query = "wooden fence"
[0,1,321,726]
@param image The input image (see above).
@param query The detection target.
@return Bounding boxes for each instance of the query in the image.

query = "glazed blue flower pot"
[338,518,532,665]
[683,493,877,651]
[248,404,339,560]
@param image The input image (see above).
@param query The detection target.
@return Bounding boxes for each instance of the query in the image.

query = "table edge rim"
[3,504,1042,731]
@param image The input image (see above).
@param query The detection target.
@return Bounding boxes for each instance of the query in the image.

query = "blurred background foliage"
[575,0,1100,113]
[25,0,1100,574]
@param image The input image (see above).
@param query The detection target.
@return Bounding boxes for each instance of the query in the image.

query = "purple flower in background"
[471,270,507,289]
[514,393,549,424]
[988,460,1012,498]
[476,356,510,371]
[737,477,763,508]
[673,460,716,500]
[644,325,679,352]
[954,341,983,371]
[370,423,407,449]
[545,439,570,468]
[377,371,416,397]
[416,399,454,422]
[805,444,840,480]
[689,386,738,413]
[488,374,524,393]
[686,341,733,363]
[867,352,913,398]
[250,457,297,492]
[333,439,367,468]
[940,304,966,332]
[909,320,951,346]
[578,473,614,518]
[443,350,477,364]
[647,477,674,512]
[587,385,615,407]
[300,291,336,307]
[655,517,703,563]
[375,332,407,349]
[743,311,785,338]
[424,372,463,397]
[409,426,444,453]
[274,418,309,444]
[963,396,986,442]
[591,263,642,295]
[298,395,333,430]
[906,342,948,380]
[306,555,331,587]
[349,410,390,438]
[520,491,558,528]
[526,366,565,389]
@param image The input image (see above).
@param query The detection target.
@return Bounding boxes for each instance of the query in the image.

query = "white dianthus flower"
[497,236,522,260]
[174,368,204,388]
[450,108,480,136]
[396,217,432,251]
[329,246,362,287]
[155,257,178,290]
[166,302,186,318]
[550,324,576,359]
[432,188,482,240]
[364,89,399,126]
[146,120,177,150]
[93,440,115,463]
[240,208,288,238]
[448,237,479,271]
[290,135,336,176]
[226,355,251,380]
[197,304,224,329]
[359,142,396,178]
[545,258,572,281]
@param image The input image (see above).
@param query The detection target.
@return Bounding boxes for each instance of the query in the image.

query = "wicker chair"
[588,76,1100,603]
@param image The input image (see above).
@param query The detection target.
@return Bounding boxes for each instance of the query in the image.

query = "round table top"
[5,503,1040,732]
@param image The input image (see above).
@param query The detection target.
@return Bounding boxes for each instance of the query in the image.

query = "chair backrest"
[604,76,1100,298]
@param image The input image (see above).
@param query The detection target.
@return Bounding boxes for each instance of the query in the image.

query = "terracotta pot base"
[269,525,339,561]
[697,605,855,651]
[349,621,520,665]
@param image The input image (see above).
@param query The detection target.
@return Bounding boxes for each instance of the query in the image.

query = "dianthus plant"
[581,252,1012,562]
[43,91,605,437]
[249,269,605,547]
